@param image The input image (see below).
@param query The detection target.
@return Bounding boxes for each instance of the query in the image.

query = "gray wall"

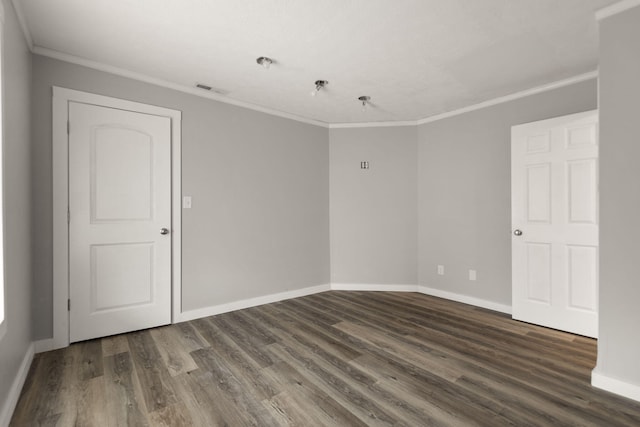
[417,79,597,305]
[328,81,596,296]
[32,56,330,339]
[0,0,33,416]
[29,57,599,341]
[329,127,417,285]
[597,5,640,386]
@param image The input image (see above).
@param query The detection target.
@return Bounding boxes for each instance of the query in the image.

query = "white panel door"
[512,110,598,338]
[69,102,172,342]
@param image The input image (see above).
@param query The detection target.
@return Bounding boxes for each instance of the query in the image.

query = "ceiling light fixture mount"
[256,56,273,69]
[311,80,329,97]
[358,95,371,111]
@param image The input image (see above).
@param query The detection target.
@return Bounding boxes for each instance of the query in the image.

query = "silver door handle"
[513,229,523,236]
[160,228,170,235]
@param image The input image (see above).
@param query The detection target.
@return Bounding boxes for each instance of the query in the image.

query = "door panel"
[526,163,551,223]
[512,110,598,338]
[526,243,552,304]
[92,127,153,221]
[567,159,597,224]
[69,102,171,342]
[526,132,550,153]
[567,245,598,311]
[91,243,154,311]
[566,123,597,148]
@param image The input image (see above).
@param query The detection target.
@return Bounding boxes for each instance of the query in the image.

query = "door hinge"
[67,299,71,311]
[67,209,70,224]
[67,120,70,135]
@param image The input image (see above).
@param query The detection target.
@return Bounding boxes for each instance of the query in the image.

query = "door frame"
[52,87,182,350]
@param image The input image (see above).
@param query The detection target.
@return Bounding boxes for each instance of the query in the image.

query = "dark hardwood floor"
[11,291,640,426]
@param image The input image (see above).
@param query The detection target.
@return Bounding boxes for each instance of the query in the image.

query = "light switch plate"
[437,265,444,275]
[183,196,192,209]
[469,269,477,281]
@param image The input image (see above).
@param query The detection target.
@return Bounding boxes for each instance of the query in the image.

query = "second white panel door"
[512,110,598,338]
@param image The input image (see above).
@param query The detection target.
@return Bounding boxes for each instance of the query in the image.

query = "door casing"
[52,87,182,350]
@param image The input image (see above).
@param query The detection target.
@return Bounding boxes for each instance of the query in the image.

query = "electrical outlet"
[469,269,477,281]
[437,265,445,275]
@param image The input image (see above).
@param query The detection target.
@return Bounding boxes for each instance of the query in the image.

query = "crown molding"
[330,70,597,129]
[19,18,594,131]
[329,120,417,129]
[10,0,599,129]
[30,45,598,130]
[596,0,640,20]
[31,46,331,128]
[417,71,598,125]
[10,0,33,49]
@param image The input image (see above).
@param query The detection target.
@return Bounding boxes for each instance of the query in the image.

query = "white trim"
[417,285,512,314]
[329,283,511,314]
[8,0,33,50]
[596,0,640,20]
[51,91,67,350]
[2,2,598,129]
[176,284,331,323]
[592,369,640,402]
[30,48,595,130]
[0,0,4,341]
[151,282,513,324]
[329,120,417,129]
[33,47,330,129]
[417,71,598,125]
[0,343,34,427]
[52,87,182,349]
[33,338,56,354]
[171,102,183,325]
[331,283,419,292]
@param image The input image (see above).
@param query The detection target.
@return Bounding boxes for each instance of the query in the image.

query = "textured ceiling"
[18,0,617,124]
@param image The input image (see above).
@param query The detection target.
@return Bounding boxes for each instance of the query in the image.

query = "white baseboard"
[592,369,640,402]
[30,282,511,351]
[417,285,512,314]
[0,343,34,427]
[331,283,420,292]
[33,338,56,354]
[176,283,331,323]
[329,283,511,314]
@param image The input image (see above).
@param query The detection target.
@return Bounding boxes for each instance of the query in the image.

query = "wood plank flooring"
[11,291,640,426]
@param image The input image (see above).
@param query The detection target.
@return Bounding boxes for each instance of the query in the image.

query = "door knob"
[513,229,523,236]
[160,228,170,235]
